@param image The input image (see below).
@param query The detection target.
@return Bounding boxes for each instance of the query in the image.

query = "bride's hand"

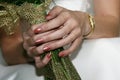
[23,6,89,67]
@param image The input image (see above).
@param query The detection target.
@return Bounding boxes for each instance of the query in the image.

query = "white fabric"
[0,0,120,80]
[49,0,89,12]
[71,38,120,80]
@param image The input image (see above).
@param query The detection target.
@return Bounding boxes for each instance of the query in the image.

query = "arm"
[23,0,120,68]
[86,0,120,38]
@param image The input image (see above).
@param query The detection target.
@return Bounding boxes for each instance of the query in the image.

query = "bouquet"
[0,0,81,80]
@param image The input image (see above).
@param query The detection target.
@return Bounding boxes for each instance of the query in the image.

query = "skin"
[23,0,120,68]
[2,0,119,66]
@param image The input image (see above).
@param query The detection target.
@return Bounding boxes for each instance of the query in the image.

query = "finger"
[25,29,56,47]
[27,46,37,57]
[25,36,36,46]
[31,23,45,34]
[59,37,83,57]
[35,53,51,68]
[23,32,30,49]
[46,6,64,20]
[26,29,55,46]
[25,32,48,46]
[30,44,45,56]
[23,33,37,57]
[33,29,56,44]
[35,24,73,44]
[34,56,44,68]
[35,10,70,33]
[42,28,81,51]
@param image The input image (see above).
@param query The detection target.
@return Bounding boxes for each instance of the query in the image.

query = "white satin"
[0,0,120,80]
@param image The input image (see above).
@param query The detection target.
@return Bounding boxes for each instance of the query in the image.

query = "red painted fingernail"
[47,53,51,58]
[46,13,51,17]
[34,28,41,34]
[35,39,43,45]
[46,14,51,20]
[43,46,50,51]
[59,52,65,57]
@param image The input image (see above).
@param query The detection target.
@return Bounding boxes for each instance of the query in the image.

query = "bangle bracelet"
[83,14,95,38]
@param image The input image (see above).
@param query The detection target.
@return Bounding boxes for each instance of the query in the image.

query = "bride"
[0,0,120,80]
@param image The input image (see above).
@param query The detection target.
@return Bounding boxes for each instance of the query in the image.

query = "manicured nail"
[47,53,51,58]
[35,39,43,45]
[43,46,50,51]
[59,52,65,57]
[46,13,51,18]
[34,28,41,34]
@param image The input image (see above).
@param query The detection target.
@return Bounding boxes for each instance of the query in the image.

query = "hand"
[23,6,88,68]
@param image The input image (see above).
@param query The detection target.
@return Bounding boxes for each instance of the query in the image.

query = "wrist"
[83,14,95,39]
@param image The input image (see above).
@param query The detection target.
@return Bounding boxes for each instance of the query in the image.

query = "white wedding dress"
[0,0,120,80]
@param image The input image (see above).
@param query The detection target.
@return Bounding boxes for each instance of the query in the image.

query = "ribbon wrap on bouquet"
[0,0,81,80]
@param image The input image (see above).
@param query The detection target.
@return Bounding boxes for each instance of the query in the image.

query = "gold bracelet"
[83,14,95,38]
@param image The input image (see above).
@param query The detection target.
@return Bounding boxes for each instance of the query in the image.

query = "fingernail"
[46,13,51,18]
[46,14,51,20]
[34,28,41,34]
[35,39,43,45]
[43,46,50,51]
[59,52,65,57]
[47,53,51,58]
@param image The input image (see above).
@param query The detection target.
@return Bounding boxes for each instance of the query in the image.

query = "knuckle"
[61,31,66,37]
[57,29,65,37]
[62,11,71,18]
[55,41,64,48]
[71,19,79,27]
[41,24,50,31]
[43,34,51,41]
